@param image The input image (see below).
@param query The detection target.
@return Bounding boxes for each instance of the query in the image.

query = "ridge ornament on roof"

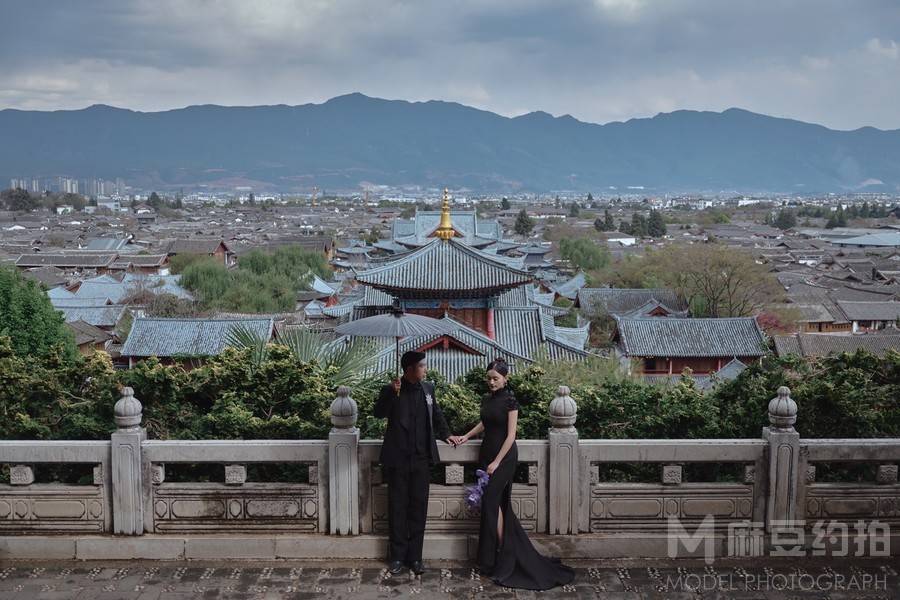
[434,188,456,241]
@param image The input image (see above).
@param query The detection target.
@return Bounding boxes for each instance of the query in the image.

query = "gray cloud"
[1,0,898,129]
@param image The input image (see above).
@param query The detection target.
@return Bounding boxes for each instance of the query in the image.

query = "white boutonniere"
[424,393,433,406]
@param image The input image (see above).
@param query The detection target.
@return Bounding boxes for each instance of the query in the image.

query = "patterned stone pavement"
[0,557,897,599]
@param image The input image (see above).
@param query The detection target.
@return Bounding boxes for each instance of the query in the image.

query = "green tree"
[1,188,39,211]
[180,246,331,313]
[0,267,74,358]
[654,244,784,317]
[647,210,667,237]
[568,202,581,218]
[248,193,256,206]
[501,197,511,210]
[560,238,610,271]
[774,209,797,230]
[364,226,381,245]
[514,208,535,236]
[148,192,163,210]
[630,212,648,237]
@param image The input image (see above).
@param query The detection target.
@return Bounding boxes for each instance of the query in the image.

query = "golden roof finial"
[436,187,454,241]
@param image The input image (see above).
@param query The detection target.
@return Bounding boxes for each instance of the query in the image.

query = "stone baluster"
[328,386,359,535]
[548,385,579,534]
[111,386,146,535]
[763,386,800,533]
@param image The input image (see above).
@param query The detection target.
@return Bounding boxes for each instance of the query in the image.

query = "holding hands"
[447,434,468,447]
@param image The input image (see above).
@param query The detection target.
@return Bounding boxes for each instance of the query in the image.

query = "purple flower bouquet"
[464,468,490,515]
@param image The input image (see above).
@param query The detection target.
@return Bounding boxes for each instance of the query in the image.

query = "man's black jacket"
[374,379,451,467]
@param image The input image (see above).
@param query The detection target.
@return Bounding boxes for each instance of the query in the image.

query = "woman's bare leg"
[497,507,504,545]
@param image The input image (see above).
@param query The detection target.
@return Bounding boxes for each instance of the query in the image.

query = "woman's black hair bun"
[488,356,510,376]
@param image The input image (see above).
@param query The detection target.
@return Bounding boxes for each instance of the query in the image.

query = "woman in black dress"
[449,357,575,590]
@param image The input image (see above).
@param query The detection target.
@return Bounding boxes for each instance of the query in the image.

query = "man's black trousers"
[384,456,431,563]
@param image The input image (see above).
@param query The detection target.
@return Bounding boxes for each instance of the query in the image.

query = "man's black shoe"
[388,560,405,575]
[409,560,425,575]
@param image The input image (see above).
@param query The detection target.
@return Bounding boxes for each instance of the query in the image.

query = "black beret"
[401,350,427,370]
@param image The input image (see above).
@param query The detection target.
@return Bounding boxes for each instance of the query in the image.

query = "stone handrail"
[0,440,112,533]
[1,384,899,558]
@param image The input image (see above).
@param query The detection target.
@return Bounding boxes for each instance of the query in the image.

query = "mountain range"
[2,93,899,193]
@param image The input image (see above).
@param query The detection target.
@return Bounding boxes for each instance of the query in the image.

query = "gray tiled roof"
[16,253,117,268]
[360,310,587,382]
[552,323,591,350]
[355,239,532,296]
[57,305,126,328]
[121,317,273,358]
[835,232,900,247]
[84,238,130,251]
[126,254,168,267]
[773,303,835,323]
[577,287,687,317]
[51,297,112,308]
[392,211,503,247]
[614,317,768,358]
[550,272,586,300]
[47,286,75,299]
[71,274,193,303]
[493,307,546,358]
[618,299,690,319]
[773,332,900,357]
[163,239,228,255]
[835,301,900,321]
[21,266,68,287]
[67,319,113,346]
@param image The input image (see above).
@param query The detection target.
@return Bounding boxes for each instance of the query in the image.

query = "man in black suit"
[374,350,454,575]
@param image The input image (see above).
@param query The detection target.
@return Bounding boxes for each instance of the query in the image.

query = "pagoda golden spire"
[435,187,454,241]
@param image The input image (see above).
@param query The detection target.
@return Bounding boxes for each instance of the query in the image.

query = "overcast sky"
[1,0,898,130]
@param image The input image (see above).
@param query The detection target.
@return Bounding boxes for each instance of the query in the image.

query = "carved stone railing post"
[329,386,359,535]
[548,385,579,534]
[763,386,800,533]
[111,387,146,535]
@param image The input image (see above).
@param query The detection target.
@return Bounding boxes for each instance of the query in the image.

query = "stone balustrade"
[2,384,899,558]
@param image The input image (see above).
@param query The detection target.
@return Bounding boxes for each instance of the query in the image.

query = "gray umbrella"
[334,301,458,376]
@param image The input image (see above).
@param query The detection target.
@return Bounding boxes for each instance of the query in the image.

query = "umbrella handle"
[395,337,401,394]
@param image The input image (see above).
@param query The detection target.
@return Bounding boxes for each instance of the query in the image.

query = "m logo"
[667,515,717,564]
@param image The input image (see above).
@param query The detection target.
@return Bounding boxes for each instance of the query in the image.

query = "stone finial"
[767,386,797,430]
[330,386,358,429]
[549,385,577,432]
[114,387,143,431]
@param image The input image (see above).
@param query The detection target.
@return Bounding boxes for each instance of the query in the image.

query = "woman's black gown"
[475,387,576,590]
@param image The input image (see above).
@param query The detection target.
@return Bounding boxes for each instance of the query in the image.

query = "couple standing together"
[373,350,575,590]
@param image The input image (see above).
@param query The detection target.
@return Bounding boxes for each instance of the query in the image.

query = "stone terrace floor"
[0,557,897,599]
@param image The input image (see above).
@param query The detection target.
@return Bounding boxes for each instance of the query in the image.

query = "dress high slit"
[475,387,576,590]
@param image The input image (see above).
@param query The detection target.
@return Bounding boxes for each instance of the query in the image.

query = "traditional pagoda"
[339,190,589,381]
